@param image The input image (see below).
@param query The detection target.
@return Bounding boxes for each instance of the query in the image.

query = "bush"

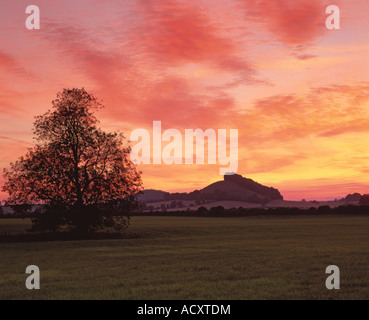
[359,194,369,205]
[196,206,209,215]
[210,206,225,216]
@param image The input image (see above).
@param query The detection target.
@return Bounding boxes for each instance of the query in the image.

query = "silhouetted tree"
[359,194,369,206]
[196,206,208,215]
[345,193,361,202]
[210,206,225,215]
[2,88,143,233]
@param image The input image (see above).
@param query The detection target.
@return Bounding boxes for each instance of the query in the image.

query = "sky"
[1,0,369,201]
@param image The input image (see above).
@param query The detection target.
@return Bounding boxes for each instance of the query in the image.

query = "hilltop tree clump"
[359,194,369,206]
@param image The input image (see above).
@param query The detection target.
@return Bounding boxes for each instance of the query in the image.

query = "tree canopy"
[2,88,143,233]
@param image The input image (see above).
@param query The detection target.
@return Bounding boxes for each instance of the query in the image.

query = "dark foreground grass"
[0,215,368,299]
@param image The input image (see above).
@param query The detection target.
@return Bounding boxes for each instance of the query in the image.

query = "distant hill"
[199,174,283,203]
[139,174,283,204]
[344,193,361,202]
[136,189,169,203]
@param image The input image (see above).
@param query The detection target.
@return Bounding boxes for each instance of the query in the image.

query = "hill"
[199,174,283,203]
[139,173,283,204]
[136,189,169,203]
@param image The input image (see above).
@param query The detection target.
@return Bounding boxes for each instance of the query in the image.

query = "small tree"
[2,88,143,233]
[359,194,369,206]
[196,206,208,215]
[210,206,225,216]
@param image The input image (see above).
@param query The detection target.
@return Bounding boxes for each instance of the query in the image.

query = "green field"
[0,215,368,299]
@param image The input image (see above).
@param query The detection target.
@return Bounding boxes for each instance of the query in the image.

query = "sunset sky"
[1,0,369,200]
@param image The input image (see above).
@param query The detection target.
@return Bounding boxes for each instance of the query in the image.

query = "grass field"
[0,215,368,299]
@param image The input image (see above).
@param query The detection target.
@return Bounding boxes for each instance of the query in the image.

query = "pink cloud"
[0,136,33,145]
[0,50,34,79]
[37,19,243,129]
[241,0,329,46]
[0,51,20,72]
[133,0,255,75]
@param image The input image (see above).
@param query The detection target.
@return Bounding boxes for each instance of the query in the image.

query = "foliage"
[2,88,143,233]
[359,194,369,205]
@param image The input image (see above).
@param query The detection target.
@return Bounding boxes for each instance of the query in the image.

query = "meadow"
[0,215,368,299]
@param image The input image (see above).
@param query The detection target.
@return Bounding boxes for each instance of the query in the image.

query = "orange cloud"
[233,83,369,146]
